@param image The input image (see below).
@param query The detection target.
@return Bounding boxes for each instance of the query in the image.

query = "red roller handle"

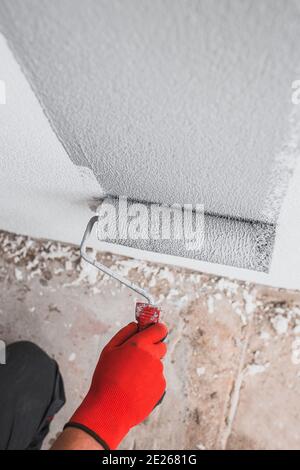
[135,302,160,330]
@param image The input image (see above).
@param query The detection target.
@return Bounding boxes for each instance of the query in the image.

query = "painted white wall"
[0,35,101,244]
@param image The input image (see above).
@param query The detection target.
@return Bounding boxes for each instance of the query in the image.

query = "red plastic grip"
[135,302,160,330]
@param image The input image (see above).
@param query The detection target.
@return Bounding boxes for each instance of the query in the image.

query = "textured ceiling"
[0,0,299,225]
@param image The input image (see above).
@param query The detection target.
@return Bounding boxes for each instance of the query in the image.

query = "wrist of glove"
[66,321,168,449]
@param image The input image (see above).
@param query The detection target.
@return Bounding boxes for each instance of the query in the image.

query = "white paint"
[243,292,257,316]
[0,79,6,104]
[196,443,206,451]
[67,258,99,287]
[196,367,206,377]
[268,144,300,290]
[246,363,270,376]
[14,268,23,281]
[260,331,270,341]
[217,279,239,295]
[65,260,73,272]
[0,34,102,244]
[292,80,300,105]
[291,338,300,365]
[271,316,289,335]
[207,297,214,314]
[68,353,76,362]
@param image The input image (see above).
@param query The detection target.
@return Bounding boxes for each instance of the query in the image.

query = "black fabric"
[0,341,65,450]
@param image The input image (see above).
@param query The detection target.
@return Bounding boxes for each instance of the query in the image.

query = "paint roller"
[80,215,160,330]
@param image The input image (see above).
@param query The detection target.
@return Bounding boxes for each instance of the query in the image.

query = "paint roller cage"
[92,197,276,274]
[95,197,205,251]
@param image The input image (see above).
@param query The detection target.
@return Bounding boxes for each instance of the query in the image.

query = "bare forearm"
[51,427,104,450]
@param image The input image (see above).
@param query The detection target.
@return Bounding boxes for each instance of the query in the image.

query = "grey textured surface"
[96,198,276,272]
[0,0,298,224]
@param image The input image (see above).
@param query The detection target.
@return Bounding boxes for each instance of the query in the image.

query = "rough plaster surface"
[1,231,300,449]
[0,0,299,225]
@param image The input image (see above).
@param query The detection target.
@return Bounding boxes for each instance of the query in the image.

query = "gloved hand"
[65,321,168,449]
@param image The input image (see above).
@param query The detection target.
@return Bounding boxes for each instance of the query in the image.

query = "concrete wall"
[0,0,299,287]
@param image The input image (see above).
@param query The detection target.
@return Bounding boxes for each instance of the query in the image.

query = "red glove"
[65,321,168,449]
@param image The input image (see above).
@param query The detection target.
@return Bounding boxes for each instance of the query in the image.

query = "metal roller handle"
[80,216,155,305]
